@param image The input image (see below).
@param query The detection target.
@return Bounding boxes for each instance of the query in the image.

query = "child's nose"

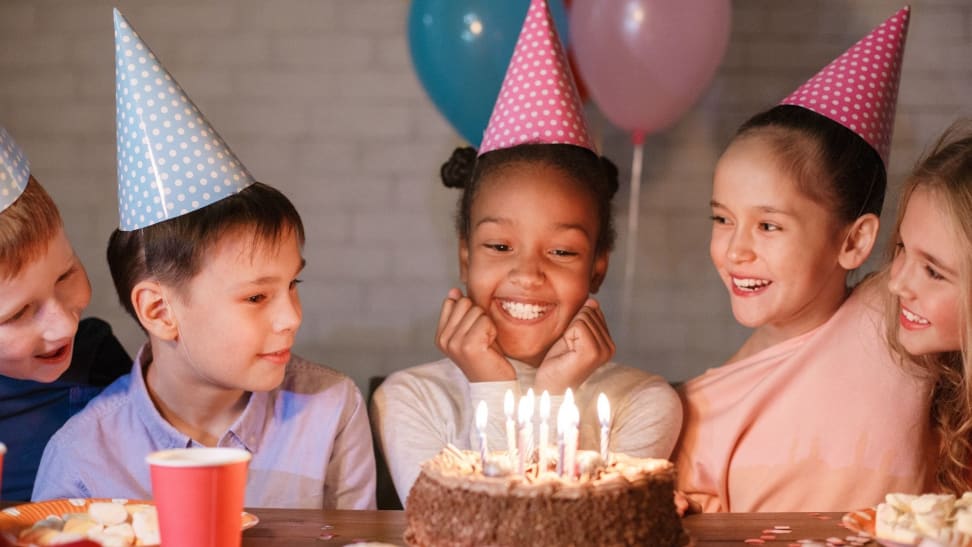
[726,230,756,263]
[509,253,545,287]
[887,257,914,299]
[274,293,303,333]
[41,298,81,343]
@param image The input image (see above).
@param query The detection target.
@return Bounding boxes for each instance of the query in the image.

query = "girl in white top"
[371,141,681,503]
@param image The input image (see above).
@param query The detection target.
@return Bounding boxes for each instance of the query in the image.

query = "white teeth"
[902,307,930,325]
[732,277,771,290]
[501,301,547,320]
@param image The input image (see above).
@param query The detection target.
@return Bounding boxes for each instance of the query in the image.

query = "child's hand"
[436,288,516,383]
[535,298,615,394]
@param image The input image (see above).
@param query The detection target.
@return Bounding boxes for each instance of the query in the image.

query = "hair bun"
[441,146,478,189]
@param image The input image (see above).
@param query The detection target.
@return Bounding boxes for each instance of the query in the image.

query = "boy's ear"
[131,280,179,341]
[458,239,470,285]
[589,251,610,293]
[838,213,879,270]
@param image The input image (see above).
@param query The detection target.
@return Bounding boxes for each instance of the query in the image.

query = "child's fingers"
[436,288,464,333]
[449,304,487,350]
[436,296,475,348]
[586,304,613,349]
[572,307,612,357]
[469,313,498,348]
[579,299,614,353]
[437,295,458,336]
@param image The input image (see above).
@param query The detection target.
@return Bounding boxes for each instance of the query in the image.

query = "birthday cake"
[403,446,685,547]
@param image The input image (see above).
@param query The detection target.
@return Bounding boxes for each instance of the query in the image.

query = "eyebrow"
[474,217,591,237]
[710,200,796,216]
[918,249,958,277]
[474,216,509,229]
[240,258,307,286]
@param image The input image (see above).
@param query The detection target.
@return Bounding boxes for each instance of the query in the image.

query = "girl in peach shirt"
[675,8,936,512]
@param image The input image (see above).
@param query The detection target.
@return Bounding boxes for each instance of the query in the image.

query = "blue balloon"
[408,0,569,147]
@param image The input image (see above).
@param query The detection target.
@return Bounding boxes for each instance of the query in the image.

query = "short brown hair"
[0,176,63,280]
[107,182,305,321]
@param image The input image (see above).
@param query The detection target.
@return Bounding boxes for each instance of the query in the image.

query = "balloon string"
[620,138,644,341]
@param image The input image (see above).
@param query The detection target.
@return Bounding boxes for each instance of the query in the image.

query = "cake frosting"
[404,446,685,547]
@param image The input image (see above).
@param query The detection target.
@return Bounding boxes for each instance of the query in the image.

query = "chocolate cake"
[404,447,685,547]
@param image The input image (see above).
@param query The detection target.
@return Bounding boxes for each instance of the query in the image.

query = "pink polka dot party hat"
[780,6,910,167]
[113,9,255,231]
[478,0,593,156]
[0,126,30,214]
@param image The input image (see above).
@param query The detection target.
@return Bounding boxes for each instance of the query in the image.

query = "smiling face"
[710,135,852,339]
[161,226,305,393]
[0,228,91,382]
[459,163,607,366]
[888,186,963,356]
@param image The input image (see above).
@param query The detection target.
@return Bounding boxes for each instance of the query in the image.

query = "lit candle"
[505,389,517,466]
[476,400,488,466]
[517,388,535,475]
[557,388,574,477]
[538,390,550,477]
[565,396,579,480]
[597,392,611,463]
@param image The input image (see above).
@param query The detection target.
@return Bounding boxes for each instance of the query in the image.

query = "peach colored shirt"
[675,282,936,512]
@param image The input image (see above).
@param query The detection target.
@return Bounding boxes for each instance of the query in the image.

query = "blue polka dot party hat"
[113,8,254,231]
[0,126,30,214]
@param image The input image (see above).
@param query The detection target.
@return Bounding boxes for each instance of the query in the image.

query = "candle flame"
[518,392,534,424]
[504,389,514,418]
[557,397,569,435]
[476,400,488,432]
[564,387,574,407]
[539,390,550,421]
[597,393,611,427]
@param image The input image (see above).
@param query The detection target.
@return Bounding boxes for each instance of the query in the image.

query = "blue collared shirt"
[33,345,376,509]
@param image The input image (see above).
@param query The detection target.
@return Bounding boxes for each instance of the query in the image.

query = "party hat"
[0,127,30,214]
[478,0,593,156]
[780,6,910,166]
[113,9,254,231]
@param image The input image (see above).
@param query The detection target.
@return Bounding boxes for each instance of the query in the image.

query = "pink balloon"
[569,0,731,138]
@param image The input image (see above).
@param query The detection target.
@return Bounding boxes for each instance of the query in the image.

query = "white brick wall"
[1,0,969,391]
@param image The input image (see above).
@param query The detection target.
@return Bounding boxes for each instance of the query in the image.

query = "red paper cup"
[0,442,6,499]
[146,447,251,547]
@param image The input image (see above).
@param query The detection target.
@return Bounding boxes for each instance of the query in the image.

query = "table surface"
[238,508,875,546]
[0,502,876,546]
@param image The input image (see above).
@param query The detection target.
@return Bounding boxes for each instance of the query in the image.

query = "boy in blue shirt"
[33,10,375,509]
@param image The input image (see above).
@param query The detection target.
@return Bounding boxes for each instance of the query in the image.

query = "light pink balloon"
[569,0,731,138]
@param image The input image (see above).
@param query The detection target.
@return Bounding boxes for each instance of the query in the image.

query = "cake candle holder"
[504,389,517,467]
[538,390,550,477]
[597,392,611,463]
[476,400,489,466]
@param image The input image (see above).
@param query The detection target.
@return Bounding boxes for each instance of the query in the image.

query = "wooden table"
[241,509,873,546]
